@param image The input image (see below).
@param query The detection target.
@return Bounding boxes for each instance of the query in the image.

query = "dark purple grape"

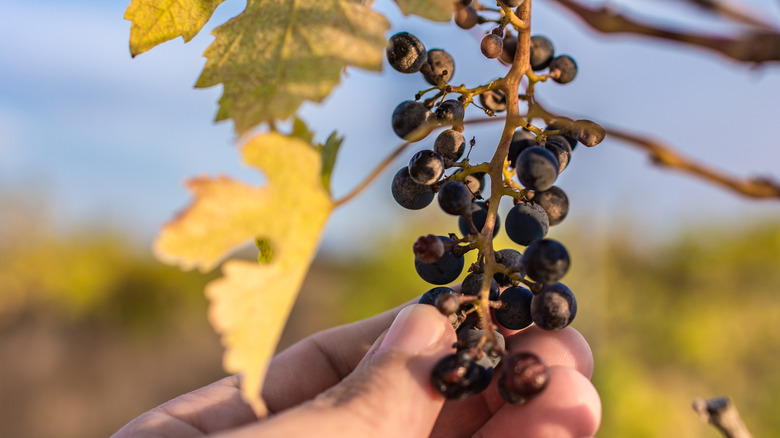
[392,100,430,140]
[508,129,537,167]
[522,238,570,284]
[386,32,427,74]
[515,146,559,192]
[544,136,571,174]
[494,248,524,286]
[415,236,464,284]
[479,89,507,114]
[434,129,466,161]
[391,166,434,210]
[505,203,549,246]
[531,282,577,330]
[549,55,577,84]
[529,35,554,71]
[481,34,503,59]
[435,99,465,125]
[460,272,500,301]
[409,150,445,185]
[423,49,455,85]
[418,286,458,306]
[431,352,492,399]
[498,352,550,404]
[495,286,534,330]
[438,180,473,216]
[500,35,517,64]
[571,119,605,146]
[458,201,500,237]
[533,186,569,226]
[454,6,479,29]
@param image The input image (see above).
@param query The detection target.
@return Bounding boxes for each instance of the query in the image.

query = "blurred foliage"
[1,194,779,437]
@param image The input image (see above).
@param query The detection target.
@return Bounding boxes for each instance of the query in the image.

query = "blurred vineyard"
[1,196,779,437]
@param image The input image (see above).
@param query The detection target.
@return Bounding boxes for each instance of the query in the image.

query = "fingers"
[110,375,256,437]
[473,366,601,438]
[261,300,413,413]
[220,304,458,438]
[431,325,595,438]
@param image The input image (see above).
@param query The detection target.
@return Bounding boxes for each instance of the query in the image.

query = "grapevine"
[383,0,598,402]
[124,0,780,433]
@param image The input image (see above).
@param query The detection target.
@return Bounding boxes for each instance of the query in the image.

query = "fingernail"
[378,305,448,355]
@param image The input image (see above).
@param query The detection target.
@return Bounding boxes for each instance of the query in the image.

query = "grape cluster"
[384,5,604,404]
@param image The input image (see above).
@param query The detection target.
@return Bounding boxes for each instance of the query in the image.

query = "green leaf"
[318,132,343,195]
[125,0,227,57]
[394,0,455,22]
[195,0,390,134]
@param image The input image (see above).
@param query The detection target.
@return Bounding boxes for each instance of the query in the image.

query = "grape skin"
[508,129,537,168]
[549,55,578,84]
[435,99,465,125]
[431,352,492,399]
[531,282,577,330]
[434,129,466,161]
[408,150,445,185]
[392,100,430,140]
[522,238,570,284]
[438,180,473,216]
[534,186,569,226]
[498,352,550,404]
[391,166,434,210]
[423,49,455,85]
[529,35,554,71]
[515,146,559,192]
[418,286,458,305]
[505,203,549,246]
[481,34,503,59]
[414,236,464,284]
[454,6,479,30]
[386,32,428,74]
[495,286,534,330]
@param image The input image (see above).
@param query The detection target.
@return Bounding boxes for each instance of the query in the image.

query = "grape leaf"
[155,132,333,414]
[125,0,227,57]
[195,0,389,134]
[154,132,333,271]
[205,259,300,416]
[394,0,456,22]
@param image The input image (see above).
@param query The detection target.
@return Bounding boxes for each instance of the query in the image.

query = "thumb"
[252,304,456,438]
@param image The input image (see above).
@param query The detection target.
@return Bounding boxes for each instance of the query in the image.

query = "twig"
[606,127,780,199]
[693,396,754,438]
[685,0,777,31]
[550,0,780,64]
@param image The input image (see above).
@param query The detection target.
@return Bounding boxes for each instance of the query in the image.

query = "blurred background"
[2,0,780,437]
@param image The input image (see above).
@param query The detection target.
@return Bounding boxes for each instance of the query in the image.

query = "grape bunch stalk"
[386,0,604,404]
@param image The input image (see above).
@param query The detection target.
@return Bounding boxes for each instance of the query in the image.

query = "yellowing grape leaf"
[195,0,389,134]
[394,0,456,22]
[155,132,333,414]
[154,132,333,271]
[125,0,228,57]
[205,259,300,417]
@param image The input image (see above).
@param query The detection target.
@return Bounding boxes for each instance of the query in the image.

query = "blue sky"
[1,0,779,255]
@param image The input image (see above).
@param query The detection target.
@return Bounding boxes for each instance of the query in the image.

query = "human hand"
[111,302,599,438]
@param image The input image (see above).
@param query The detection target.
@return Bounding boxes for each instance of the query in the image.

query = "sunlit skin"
[113,302,600,438]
